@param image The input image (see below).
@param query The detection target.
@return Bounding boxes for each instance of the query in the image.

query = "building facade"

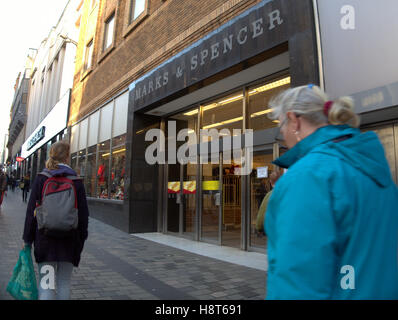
[69,0,319,253]
[6,50,36,178]
[20,0,83,181]
[69,0,398,254]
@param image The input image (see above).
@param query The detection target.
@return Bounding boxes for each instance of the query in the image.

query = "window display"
[85,145,97,197]
[110,134,126,200]
[97,140,111,199]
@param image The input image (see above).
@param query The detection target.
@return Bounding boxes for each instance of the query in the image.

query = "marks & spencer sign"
[130,0,288,111]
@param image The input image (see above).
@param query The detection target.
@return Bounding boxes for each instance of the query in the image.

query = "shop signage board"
[257,166,268,178]
[130,0,289,111]
[21,90,70,158]
[202,181,220,191]
[27,126,46,151]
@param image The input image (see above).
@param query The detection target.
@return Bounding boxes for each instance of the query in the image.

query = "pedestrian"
[265,84,398,299]
[255,171,281,236]
[22,140,89,300]
[10,174,15,192]
[21,173,30,203]
[0,166,8,207]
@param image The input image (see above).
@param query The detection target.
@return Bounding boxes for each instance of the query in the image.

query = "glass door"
[182,162,197,237]
[221,152,242,249]
[249,146,274,251]
[166,162,180,233]
[165,107,198,237]
[201,157,221,244]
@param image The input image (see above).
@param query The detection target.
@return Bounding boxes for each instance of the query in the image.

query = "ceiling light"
[250,109,273,118]
[249,77,291,95]
[183,109,199,116]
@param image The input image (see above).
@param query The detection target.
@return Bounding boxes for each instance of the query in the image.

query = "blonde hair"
[46,140,70,170]
[268,85,360,128]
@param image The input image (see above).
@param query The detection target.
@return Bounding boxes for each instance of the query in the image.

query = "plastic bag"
[6,246,38,300]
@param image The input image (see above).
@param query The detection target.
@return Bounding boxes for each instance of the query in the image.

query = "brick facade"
[70,0,262,125]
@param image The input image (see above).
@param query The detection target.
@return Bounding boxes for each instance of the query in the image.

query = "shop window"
[71,152,78,173]
[110,134,126,200]
[97,140,111,199]
[79,118,88,150]
[78,149,86,177]
[71,124,79,154]
[248,76,291,131]
[46,141,52,161]
[85,145,97,197]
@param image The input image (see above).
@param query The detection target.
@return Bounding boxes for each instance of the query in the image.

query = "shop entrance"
[200,153,242,248]
[166,161,197,238]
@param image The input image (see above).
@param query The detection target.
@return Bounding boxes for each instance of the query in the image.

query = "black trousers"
[22,189,29,202]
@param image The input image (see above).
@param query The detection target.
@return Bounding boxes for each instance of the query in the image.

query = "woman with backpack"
[22,140,89,300]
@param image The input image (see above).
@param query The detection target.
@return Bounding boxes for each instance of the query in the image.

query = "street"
[0,189,266,300]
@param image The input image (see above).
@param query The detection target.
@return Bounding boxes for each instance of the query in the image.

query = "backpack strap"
[39,171,52,178]
[66,175,83,181]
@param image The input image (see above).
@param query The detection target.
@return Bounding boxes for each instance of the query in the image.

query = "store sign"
[27,126,46,151]
[16,157,25,162]
[202,181,220,191]
[21,90,69,158]
[130,0,288,111]
[257,166,268,178]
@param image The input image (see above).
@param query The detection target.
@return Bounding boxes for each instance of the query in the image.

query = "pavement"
[0,189,267,300]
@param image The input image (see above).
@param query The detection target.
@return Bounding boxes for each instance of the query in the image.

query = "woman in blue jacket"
[265,84,398,299]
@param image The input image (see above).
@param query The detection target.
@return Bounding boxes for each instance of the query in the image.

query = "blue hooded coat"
[23,165,89,267]
[265,125,398,299]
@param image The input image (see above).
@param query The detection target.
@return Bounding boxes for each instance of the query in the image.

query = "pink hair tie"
[323,101,333,116]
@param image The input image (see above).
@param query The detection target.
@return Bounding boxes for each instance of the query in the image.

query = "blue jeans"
[38,262,74,300]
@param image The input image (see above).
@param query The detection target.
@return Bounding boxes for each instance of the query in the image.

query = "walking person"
[265,85,398,299]
[10,174,15,192]
[22,141,89,300]
[21,173,30,203]
[0,166,8,208]
[255,171,281,235]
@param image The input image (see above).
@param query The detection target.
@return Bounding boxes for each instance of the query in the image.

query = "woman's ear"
[286,111,300,132]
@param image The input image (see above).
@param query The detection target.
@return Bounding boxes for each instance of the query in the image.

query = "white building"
[21,0,83,179]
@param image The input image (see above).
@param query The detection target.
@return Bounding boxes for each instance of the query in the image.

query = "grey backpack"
[35,171,81,237]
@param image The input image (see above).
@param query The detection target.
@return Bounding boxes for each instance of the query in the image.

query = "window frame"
[83,38,94,72]
[98,8,118,63]
[123,0,149,38]
[103,12,115,52]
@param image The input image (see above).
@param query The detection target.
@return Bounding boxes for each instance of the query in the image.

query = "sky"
[0,0,69,158]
